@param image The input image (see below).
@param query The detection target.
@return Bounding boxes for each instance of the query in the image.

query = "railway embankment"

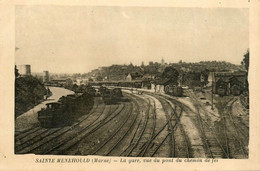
[15,76,49,118]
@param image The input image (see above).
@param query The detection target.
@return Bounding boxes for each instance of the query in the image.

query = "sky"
[15,6,249,73]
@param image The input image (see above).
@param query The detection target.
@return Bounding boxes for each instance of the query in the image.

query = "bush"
[15,76,48,118]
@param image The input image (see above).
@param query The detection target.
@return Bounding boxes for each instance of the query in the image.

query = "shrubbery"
[15,76,48,118]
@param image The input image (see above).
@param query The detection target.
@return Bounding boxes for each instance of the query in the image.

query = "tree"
[162,66,179,84]
[241,49,249,90]
[201,69,210,86]
[15,65,19,78]
[96,75,103,81]
[241,49,249,73]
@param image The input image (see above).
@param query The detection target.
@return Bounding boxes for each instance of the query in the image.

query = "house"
[125,71,143,82]
[151,78,176,93]
[213,73,247,96]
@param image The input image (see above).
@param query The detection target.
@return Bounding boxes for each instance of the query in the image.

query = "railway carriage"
[102,89,113,105]
[112,88,123,97]
[38,93,94,128]
[86,86,97,96]
[99,87,123,105]
[165,85,183,97]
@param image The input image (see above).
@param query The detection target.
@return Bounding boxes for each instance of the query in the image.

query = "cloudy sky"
[15,6,249,73]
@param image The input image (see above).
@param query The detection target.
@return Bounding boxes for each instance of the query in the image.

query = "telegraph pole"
[211,70,215,110]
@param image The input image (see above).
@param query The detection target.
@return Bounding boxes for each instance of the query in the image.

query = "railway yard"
[15,87,249,158]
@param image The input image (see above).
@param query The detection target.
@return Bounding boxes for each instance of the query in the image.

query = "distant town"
[17,58,247,90]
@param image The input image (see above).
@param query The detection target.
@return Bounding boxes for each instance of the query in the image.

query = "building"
[125,72,143,82]
[17,65,31,76]
[142,74,155,81]
[126,74,132,82]
[50,78,73,87]
[43,71,50,83]
[161,58,165,65]
[213,72,247,96]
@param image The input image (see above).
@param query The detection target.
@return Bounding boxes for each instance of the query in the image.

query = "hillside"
[81,61,243,81]
[15,76,48,118]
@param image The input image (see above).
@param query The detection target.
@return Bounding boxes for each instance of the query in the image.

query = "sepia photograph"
[14,5,249,159]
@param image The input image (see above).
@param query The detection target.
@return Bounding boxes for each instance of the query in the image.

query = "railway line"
[46,102,123,155]
[117,93,152,157]
[15,86,248,158]
[148,94,191,158]
[60,92,144,155]
[15,96,100,145]
[186,90,249,158]
[119,92,190,158]
[66,102,130,155]
[223,98,248,158]
[15,97,107,154]
[92,101,135,156]
[186,90,230,158]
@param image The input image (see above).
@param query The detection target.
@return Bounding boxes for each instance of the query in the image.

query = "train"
[99,87,123,105]
[164,85,183,97]
[38,93,94,128]
[85,86,97,96]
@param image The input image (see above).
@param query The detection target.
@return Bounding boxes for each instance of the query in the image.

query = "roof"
[215,72,246,77]
[215,75,246,85]
[215,77,230,83]
[152,78,173,85]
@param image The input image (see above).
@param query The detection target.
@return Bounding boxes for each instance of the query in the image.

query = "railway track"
[120,92,189,158]
[136,97,156,157]
[15,127,41,141]
[46,102,124,155]
[186,90,231,158]
[121,94,151,157]
[224,98,248,158]
[92,101,136,156]
[151,94,191,158]
[61,94,142,155]
[104,93,146,156]
[15,85,248,158]
[136,94,175,157]
[16,97,107,154]
[15,97,100,150]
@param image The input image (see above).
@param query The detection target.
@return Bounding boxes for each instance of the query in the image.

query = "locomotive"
[38,93,94,128]
[38,102,71,128]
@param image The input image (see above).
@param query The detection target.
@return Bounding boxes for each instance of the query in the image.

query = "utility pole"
[211,70,215,110]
